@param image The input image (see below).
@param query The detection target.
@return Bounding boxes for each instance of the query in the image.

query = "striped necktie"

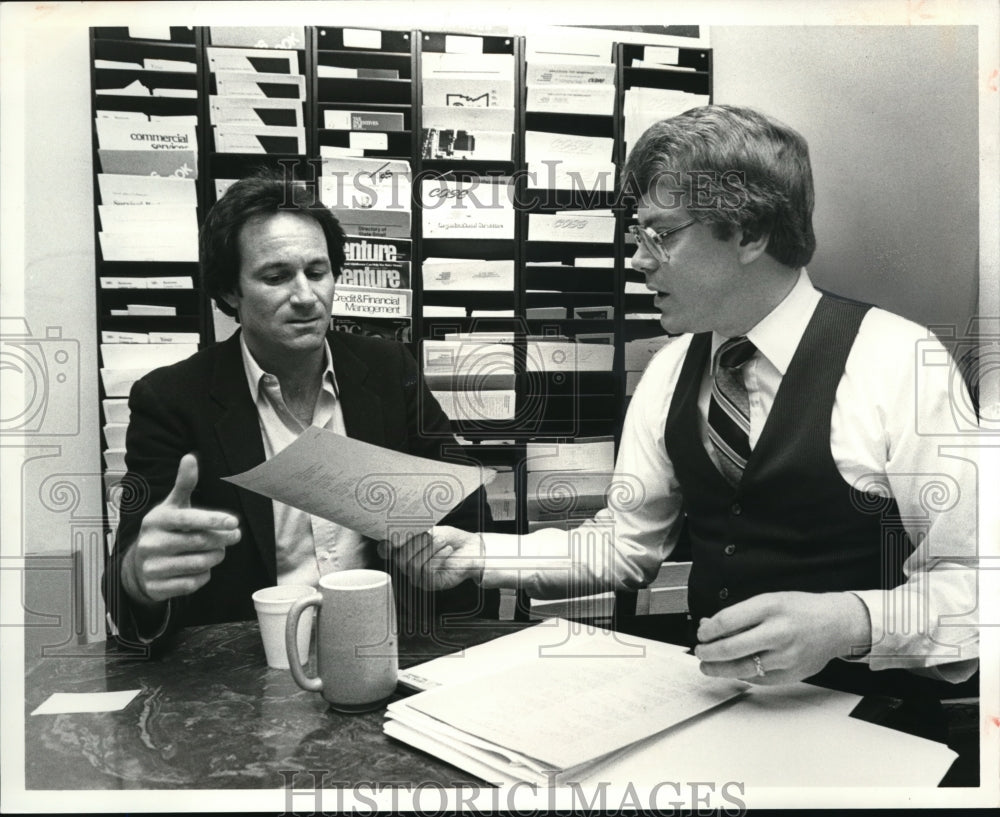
[707,336,757,485]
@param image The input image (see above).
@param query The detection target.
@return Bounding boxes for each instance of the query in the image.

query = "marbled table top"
[25,618,528,790]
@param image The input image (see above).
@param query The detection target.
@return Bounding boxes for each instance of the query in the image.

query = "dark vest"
[665,295,938,698]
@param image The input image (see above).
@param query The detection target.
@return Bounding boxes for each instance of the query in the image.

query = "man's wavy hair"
[622,105,816,269]
[201,169,346,318]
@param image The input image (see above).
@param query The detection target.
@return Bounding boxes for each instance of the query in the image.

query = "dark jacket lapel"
[209,332,277,582]
[330,332,387,446]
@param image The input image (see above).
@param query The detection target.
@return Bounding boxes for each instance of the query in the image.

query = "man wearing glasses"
[389,105,978,700]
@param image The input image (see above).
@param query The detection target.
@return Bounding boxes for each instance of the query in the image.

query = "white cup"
[252,584,315,669]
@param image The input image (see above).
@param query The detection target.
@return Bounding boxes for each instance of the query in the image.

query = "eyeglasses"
[629,218,697,262]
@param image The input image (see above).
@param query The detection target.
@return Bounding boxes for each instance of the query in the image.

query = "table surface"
[24,617,976,790]
[24,618,529,790]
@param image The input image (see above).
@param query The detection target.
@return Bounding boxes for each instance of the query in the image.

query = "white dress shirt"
[240,335,369,587]
[481,270,979,679]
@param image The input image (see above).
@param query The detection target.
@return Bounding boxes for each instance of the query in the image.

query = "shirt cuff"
[851,586,978,676]
[479,530,574,594]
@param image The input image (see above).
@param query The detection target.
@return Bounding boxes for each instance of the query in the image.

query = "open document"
[223,426,494,540]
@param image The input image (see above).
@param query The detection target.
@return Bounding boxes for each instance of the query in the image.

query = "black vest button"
[731,502,742,515]
[718,587,729,600]
[724,544,736,556]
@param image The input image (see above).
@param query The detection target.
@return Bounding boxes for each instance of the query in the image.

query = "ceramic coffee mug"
[285,569,398,712]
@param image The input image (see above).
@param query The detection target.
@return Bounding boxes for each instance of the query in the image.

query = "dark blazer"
[102,330,492,646]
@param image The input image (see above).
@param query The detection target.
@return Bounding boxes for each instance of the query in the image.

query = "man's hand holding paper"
[379,526,484,591]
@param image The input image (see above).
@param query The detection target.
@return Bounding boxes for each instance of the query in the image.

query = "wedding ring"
[752,654,766,677]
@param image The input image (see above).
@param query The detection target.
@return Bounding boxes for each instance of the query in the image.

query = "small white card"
[31,690,141,716]
[343,28,382,50]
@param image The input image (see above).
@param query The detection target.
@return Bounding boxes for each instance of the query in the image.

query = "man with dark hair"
[391,105,978,695]
[103,170,490,646]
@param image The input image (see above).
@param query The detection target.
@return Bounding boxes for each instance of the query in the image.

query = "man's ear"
[220,290,240,315]
[736,227,770,265]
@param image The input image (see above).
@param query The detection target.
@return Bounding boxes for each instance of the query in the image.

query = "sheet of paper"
[526,84,615,115]
[422,105,514,132]
[100,343,196,369]
[525,130,613,164]
[31,689,142,716]
[209,26,305,50]
[421,77,515,110]
[431,389,515,421]
[99,233,197,262]
[421,52,513,77]
[526,62,616,86]
[128,24,171,41]
[96,118,197,151]
[525,340,614,372]
[342,27,381,49]
[420,178,515,239]
[206,46,297,74]
[214,70,305,98]
[210,96,303,127]
[213,124,305,154]
[421,259,514,291]
[97,79,151,96]
[222,426,494,540]
[525,438,615,472]
[591,684,954,788]
[398,617,685,691]
[422,128,512,161]
[98,173,197,206]
[528,212,615,244]
[405,649,746,774]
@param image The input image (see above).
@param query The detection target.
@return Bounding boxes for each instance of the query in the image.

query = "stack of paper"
[208,45,305,153]
[99,338,197,468]
[388,617,959,788]
[386,623,747,786]
[422,335,516,422]
[320,156,411,235]
[96,168,198,262]
[525,60,616,117]
[420,51,515,161]
[524,437,615,526]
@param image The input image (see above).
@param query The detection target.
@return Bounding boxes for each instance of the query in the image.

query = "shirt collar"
[239,331,340,403]
[711,268,820,375]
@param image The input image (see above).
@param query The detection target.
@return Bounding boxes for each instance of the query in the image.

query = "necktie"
[707,336,757,485]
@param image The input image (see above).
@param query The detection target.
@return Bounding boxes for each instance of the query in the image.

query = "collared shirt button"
[731,502,742,516]
[718,587,729,600]
[724,544,736,556]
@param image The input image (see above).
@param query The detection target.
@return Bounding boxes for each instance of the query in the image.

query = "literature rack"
[412,30,526,552]
[90,25,209,561]
[314,25,416,342]
[203,27,311,205]
[89,26,713,621]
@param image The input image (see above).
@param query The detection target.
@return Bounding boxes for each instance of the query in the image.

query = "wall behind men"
[713,25,979,338]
